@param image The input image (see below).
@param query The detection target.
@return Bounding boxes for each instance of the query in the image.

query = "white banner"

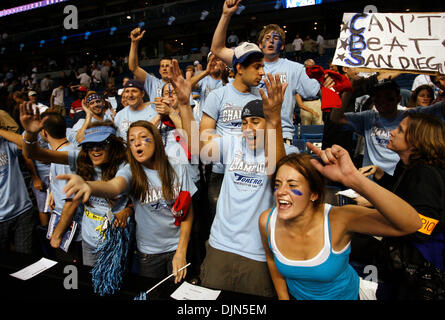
[332,12,445,74]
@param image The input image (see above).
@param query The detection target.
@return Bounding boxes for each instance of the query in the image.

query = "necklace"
[55,140,68,151]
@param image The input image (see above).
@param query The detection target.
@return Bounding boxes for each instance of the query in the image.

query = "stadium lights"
[39,40,45,47]
[274,0,281,10]
[200,10,209,20]
[110,26,117,35]
[167,16,175,26]
[61,35,67,44]
[236,5,245,15]
[84,31,91,40]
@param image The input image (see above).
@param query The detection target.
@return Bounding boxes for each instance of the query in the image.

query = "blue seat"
[293,139,307,153]
[300,124,324,139]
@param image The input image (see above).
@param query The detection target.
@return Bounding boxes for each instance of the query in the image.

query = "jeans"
[134,250,175,279]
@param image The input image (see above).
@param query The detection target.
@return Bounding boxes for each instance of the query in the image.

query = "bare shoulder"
[258,207,274,229]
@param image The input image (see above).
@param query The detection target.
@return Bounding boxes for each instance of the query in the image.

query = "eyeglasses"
[82,140,110,151]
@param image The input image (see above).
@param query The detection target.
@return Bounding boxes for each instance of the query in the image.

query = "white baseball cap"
[232,42,264,69]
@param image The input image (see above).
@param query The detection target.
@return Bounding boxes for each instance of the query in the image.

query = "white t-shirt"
[51,87,65,106]
[292,38,303,51]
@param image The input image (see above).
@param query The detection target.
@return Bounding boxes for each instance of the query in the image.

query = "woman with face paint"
[56,121,197,283]
[19,104,132,266]
[56,61,198,284]
[259,142,422,300]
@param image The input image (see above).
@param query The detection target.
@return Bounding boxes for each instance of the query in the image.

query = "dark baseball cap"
[123,79,144,91]
[241,99,264,120]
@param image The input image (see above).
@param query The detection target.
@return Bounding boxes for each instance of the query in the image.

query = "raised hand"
[19,101,47,134]
[130,28,146,43]
[259,73,288,123]
[168,59,192,106]
[81,98,93,118]
[307,142,359,186]
[223,0,243,16]
[57,174,92,203]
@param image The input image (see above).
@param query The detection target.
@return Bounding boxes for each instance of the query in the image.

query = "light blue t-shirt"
[117,161,197,254]
[209,135,299,262]
[259,58,320,140]
[114,105,158,140]
[345,102,444,175]
[345,110,403,175]
[49,144,83,240]
[196,76,223,120]
[21,131,50,179]
[201,83,260,173]
[67,150,129,248]
[0,138,33,221]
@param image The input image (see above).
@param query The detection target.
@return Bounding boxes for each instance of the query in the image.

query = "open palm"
[19,101,47,134]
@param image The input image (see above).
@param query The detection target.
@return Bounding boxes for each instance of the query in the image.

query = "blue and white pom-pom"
[91,215,131,296]
[134,291,147,300]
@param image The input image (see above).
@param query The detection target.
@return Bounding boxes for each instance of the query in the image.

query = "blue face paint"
[144,138,153,143]
[273,187,278,193]
[291,189,303,196]
[263,31,282,54]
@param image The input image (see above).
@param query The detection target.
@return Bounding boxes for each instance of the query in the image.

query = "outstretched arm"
[210,0,242,67]
[0,129,24,149]
[57,173,128,203]
[307,143,422,237]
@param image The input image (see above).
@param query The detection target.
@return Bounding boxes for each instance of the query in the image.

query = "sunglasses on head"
[82,139,110,151]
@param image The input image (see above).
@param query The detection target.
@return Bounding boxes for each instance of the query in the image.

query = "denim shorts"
[134,249,175,279]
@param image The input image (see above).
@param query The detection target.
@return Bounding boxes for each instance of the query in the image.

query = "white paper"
[332,12,445,74]
[10,258,58,280]
[336,188,360,199]
[170,281,221,300]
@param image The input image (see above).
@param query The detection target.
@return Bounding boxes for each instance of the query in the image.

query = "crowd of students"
[1,0,444,300]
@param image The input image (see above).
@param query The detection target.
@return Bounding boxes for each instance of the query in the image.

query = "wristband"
[23,137,37,145]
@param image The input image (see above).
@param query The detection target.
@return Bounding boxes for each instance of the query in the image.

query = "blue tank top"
[266,204,360,300]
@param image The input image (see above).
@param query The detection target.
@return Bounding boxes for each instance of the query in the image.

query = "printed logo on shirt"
[370,126,391,145]
[140,184,182,208]
[228,151,267,175]
[89,196,110,208]
[233,173,265,188]
[221,102,242,127]
[259,72,287,88]
[120,119,132,138]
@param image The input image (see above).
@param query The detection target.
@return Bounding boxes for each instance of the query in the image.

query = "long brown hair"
[404,113,445,169]
[126,120,177,202]
[76,121,127,182]
[272,153,326,208]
